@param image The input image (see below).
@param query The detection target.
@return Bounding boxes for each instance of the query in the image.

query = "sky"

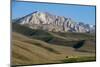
[12,1,96,25]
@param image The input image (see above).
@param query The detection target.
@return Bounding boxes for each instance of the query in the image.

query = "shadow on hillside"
[47,39,85,48]
[22,40,61,54]
[75,49,95,53]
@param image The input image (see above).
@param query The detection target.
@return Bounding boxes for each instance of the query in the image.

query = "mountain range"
[14,11,95,33]
[12,11,96,66]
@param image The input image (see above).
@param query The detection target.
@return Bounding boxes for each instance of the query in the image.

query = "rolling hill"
[12,23,96,66]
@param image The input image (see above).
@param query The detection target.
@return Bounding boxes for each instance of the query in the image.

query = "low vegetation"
[62,56,96,63]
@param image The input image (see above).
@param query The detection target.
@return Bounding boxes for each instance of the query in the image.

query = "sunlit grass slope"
[12,23,96,66]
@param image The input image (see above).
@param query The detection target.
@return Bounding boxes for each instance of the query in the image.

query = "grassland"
[11,23,96,66]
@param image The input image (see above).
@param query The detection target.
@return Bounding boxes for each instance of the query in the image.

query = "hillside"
[12,23,96,66]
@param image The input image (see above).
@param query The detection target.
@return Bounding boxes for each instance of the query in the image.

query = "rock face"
[15,11,95,33]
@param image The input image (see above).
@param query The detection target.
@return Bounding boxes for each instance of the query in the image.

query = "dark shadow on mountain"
[47,39,86,48]
[73,40,85,50]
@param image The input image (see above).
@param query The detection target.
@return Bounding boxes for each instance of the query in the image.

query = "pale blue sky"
[12,1,96,25]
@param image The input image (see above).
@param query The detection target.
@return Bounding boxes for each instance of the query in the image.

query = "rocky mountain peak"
[14,11,95,33]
